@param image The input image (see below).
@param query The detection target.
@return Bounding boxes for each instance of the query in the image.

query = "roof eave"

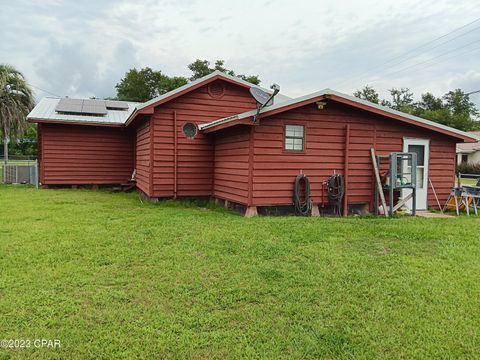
[27,117,125,128]
[199,92,477,143]
[201,117,255,134]
[327,94,477,143]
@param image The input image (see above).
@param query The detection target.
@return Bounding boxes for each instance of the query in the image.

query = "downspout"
[3,130,7,184]
[38,123,42,185]
[343,124,350,216]
[247,126,255,206]
[371,124,377,212]
[173,111,178,199]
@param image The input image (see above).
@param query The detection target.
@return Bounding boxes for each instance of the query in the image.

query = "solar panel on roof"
[81,99,108,115]
[81,105,107,115]
[55,99,83,113]
[105,100,129,110]
[55,98,107,116]
[83,99,102,106]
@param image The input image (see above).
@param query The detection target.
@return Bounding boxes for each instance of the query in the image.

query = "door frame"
[403,137,430,210]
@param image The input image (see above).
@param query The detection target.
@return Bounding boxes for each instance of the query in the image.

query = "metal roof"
[136,70,292,111]
[27,97,139,125]
[199,88,476,142]
[457,131,480,152]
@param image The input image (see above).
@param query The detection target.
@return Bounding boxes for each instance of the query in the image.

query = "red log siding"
[135,118,151,195]
[37,123,43,183]
[39,124,134,185]
[249,101,457,208]
[150,80,257,198]
[374,119,456,208]
[213,126,251,204]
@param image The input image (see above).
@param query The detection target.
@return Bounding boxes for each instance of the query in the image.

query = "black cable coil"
[327,174,345,216]
[294,174,312,216]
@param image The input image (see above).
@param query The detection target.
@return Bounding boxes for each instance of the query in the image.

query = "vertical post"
[371,124,377,212]
[38,123,42,186]
[173,111,178,199]
[412,153,417,216]
[3,133,7,184]
[343,124,350,216]
[35,160,39,188]
[389,153,394,217]
[4,133,8,163]
[389,185,394,216]
[149,117,154,197]
[247,126,255,207]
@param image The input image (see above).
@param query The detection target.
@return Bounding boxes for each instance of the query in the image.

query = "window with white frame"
[285,125,304,151]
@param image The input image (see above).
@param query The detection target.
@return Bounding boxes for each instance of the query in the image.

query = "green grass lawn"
[457,176,479,186]
[1,186,480,359]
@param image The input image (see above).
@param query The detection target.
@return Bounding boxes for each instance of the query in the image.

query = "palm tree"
[0,64,34,163]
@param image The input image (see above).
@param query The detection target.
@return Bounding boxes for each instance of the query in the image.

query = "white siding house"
[457,131,480,164]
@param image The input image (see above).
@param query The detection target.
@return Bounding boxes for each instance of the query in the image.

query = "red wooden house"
[28,71,476,215]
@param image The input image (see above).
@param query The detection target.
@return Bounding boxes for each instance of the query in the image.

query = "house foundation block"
[311,205,320,217]
[245,206,258,217]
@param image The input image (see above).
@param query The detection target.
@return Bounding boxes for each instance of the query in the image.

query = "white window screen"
[285,125,304,151]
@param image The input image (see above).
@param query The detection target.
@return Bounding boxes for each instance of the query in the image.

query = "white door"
[403,138,430,210]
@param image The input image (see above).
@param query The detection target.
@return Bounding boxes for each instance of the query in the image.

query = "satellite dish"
[250,87,272,106]
[250,84,281,123]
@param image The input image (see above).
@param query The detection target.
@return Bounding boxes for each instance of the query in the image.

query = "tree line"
[353,86,479,132]
[1,60,479,159]
[114,59,260,103]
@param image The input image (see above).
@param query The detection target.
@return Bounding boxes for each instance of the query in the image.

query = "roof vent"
[208,82,225,99]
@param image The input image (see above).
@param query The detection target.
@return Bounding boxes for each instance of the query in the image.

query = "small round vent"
[183,122,198,138]
[208,82,225,98]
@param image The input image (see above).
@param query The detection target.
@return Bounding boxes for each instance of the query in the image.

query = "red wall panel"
[135,118,151,195]
[40,124,134,185]
[247,101,457,208]
[213,126,251,204]
[150,79,257,198]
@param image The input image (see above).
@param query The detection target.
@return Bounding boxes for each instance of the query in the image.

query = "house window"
[285,125,304,151]
[461,154,469,164]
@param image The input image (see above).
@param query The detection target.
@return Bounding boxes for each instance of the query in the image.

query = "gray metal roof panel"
[28,97,139,125]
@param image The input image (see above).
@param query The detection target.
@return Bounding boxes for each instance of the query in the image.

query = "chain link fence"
[0,157,38,187]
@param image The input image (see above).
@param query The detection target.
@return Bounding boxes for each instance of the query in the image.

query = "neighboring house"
[27,71,476,214]
[457,131,480,165]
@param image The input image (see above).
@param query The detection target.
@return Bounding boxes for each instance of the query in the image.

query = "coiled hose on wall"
[294,174,312,216]
[327,174,345,216]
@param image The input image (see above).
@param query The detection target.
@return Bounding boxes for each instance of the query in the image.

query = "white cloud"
[0,0,479,108]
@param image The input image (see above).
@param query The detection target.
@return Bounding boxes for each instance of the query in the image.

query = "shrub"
[457,161,480,175]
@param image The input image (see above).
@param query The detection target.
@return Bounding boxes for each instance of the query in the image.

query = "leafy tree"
[115,67,188,102]
[353,85,479,132]
[353,85,379,104]
[115,60,260,102]
[417,92,443,111]
[444,89,479,118]
[187,59,260,84]
[0,64,34,161]
[384,88,414,112]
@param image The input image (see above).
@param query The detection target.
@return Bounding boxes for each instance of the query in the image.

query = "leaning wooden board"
[370,148,389,217]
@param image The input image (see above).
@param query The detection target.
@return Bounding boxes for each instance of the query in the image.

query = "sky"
[1,0,479,107]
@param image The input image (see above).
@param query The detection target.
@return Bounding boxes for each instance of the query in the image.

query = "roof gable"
[125,70,291,126]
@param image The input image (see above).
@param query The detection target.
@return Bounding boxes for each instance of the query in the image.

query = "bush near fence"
[457,162,480,175]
